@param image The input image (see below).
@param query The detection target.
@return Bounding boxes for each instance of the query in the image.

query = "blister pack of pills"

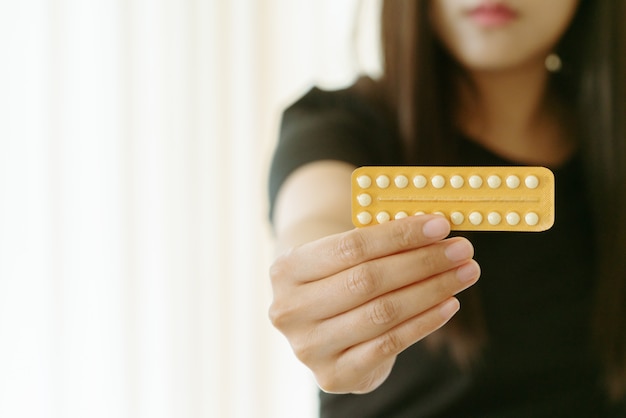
[351,166,555,231]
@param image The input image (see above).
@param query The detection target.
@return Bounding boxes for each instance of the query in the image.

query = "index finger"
[277,215,451,284]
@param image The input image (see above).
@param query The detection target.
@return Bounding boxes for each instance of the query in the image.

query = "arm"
[272,160,355,253]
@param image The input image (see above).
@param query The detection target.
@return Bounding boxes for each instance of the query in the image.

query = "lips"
[467,2,519,27]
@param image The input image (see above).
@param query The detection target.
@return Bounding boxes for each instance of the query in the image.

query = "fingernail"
[445,239,474,262]
[456,261,480,283]
[439,298,460,318]
[422,217,450,238]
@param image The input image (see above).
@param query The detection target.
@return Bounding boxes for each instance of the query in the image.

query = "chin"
[455,52,533,73]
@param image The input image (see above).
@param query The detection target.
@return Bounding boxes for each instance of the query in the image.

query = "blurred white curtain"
[0,1,380,418]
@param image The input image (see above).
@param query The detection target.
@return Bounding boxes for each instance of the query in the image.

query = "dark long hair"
[373,0,626,398]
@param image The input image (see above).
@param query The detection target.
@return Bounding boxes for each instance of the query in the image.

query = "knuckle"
[269,251,292,284]
[316,372,342,394]
[433,273,453,296]
[375,331,403,356]
[345,263,381,296]
[391,220,420,248]
[267,300,293,330]
[291,328,323,366]
[291,337,315,365]
[369,298,399,326]
[333,231,367,264]
[416,248,440,276]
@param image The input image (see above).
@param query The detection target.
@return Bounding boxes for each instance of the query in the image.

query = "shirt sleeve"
[267,85,400,221]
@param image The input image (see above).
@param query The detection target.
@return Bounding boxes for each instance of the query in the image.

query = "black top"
[269,85,625,417]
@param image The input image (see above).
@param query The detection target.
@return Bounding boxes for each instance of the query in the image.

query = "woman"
[268,1,626,416]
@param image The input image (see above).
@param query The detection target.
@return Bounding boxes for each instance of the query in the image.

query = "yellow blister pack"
[351,166,555,232]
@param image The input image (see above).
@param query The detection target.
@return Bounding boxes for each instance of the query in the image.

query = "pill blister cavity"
[395,211,408,220]
[469,175,483,189]
[469,211,483,225]
[357,193,372,207]
[506,175,520,189]
[451,211,464,225]
[525,175,539,189]
[450,175,464,189]
[395,175,409,188]
[357,211,372,225]
[413,175,427,188]
[506,212,521,226]
[357,175,372,189]
[488,211,502,225]
[487,175,501,189]
[376,211,391,223]
[431,175,445,189]
[376,175,390,188]
[525,212,539,226]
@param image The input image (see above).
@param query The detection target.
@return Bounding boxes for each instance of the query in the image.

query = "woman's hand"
[269,215,480,394]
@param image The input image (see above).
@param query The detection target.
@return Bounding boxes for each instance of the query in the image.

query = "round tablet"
[450,175,464,189]
[434,211,446,218]
[413,175,427,188]
[376,175,390,188]
[487,175,502,189]
[431,175,445,189]
[395,211,408,220]
[506,212,521,226]
[394,175,409,188]
[487,211,502,225]
[525,175,539,189]
[450,211,464,226]
[356,175,371,189]
[356,193,372,207]
[525,212,539,226]
[414,211,426,216]
[506,175,520,189]
[357,212,372,225]
[469,175,483,189]
[376,211,391,223]
[469,211,483,225]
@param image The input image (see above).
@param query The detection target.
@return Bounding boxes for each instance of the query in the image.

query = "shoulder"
[276,77,401,165]
[269,78,402,217]
[281,77,390,130]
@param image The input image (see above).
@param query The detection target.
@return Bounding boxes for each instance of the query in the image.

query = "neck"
[457,64,575,166]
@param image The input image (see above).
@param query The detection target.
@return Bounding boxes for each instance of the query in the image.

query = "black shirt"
[269,85,622,417]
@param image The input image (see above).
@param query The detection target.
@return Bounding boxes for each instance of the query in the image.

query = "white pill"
[487,175,502,189]
[356,175,372,189]
[357,212,372,225]
[376,211,391,223]
[395,175,409,188]
[395,211,408,220]
[431,175,445,189]
[525,212,539,226]
[413,175,427,188]
[469,175,483,189]
[525,175,539,189]
[488,211,502,225]
[450,175,464,189]
[356,193,372,207]
[506,212,521,226]
[506,175,520,189]
[450,212,464,225]
[469,211,483,225]
[414,211,426,216]
[376,175,390,188]
[434,211,446,217]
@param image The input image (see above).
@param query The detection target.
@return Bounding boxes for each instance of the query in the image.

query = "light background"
[0,1,381,417]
